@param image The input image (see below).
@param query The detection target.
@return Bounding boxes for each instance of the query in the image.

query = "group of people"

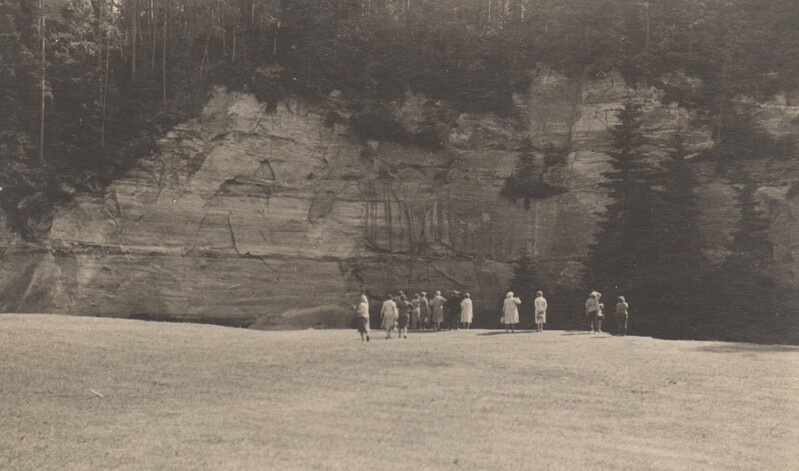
[354,289,630,342]
[500,291,548,333]
[356,290,475,341]
[584,291,629,336]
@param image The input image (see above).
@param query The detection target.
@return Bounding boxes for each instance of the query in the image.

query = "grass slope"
[1,315,797,470]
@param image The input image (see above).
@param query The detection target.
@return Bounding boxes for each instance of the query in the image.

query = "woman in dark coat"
[396,294,411,339]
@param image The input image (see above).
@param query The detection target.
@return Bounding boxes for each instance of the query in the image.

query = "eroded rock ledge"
[1,69,797,328]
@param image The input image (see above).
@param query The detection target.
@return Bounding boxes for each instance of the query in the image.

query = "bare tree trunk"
[163,4,168,103]
[131,0,138,81]
[273,21,279,56]
[39,0,46,163]
[151,0,157,71]
[200,32,210,74]
[102,21,112,148]
[644,1,650,50]
[232,29,237,63]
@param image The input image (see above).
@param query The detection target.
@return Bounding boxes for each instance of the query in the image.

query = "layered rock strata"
[1,69,796,328]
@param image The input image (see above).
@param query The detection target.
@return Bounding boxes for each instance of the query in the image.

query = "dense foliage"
[2,0,797,237]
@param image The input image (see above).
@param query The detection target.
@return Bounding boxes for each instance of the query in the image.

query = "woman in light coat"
[356,294,370,342]
[460,293,474,329]
[419,292,430,330]
[534,291,547,332]
[503,291,521,333]
[380,294,398,339]
[430,291,446,331]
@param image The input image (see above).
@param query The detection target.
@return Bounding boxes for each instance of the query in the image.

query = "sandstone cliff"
[1,69,796,328]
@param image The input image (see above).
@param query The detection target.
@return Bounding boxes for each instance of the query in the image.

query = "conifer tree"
[641,135,707,337]
[716,180,777,339]
[583,101,654,309]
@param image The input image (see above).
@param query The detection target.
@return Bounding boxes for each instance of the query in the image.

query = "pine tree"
[583,101,654,307]
[715,180,778,340]
[640,134,707,337]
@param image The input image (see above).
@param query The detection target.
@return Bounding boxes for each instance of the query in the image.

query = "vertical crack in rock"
[255,159,276,181]
[227,212,242,255]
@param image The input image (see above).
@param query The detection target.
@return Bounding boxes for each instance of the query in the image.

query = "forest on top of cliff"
[1,0,798,239]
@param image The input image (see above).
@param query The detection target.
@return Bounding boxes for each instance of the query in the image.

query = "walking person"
[431,291,446,331]
[419,292,430,331]
[410,294,421,330]
[534,291,547,332]
[615,296,629,336]
[355,294,370,342]
[503,291,521,333]
[460,293,473,329]
[381,294,398,339]
[585,291,601,333]
[397,294,411,339]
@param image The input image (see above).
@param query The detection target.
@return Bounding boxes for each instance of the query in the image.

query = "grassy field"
[1,315,797,470]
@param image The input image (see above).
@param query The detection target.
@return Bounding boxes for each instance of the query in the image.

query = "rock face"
[1,70,797,327]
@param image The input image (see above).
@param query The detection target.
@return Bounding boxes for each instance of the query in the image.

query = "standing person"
[597,299,605,333]
[503,292,521,333]
[534,291,547,332]
[615,296,629,336]
[381,294,398,339]
[419,292,430,331]
[397,294,411,339]
[355,294,370,342]
[410,294,421,330]
[431,291,446,331]
[445,291,462,330]
[585,291,600,333]
[460,293,473,329]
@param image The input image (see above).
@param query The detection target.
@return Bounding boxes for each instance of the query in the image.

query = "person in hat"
[431,291,446,331]
[355,294,370,342]
[410,294,421,330]
[419,291,430,330]
[445,290,462,330]
[381,293,398,339]
[534,291,547,332]
[460,293,473,329]
[585,291,601,333]
[396,294,411,339]
[503,291,521,332]
[615,296,629,336]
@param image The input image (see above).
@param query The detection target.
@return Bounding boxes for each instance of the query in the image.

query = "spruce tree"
[583,101,654,314]
[717,180,777,340]
[642,135,707,337]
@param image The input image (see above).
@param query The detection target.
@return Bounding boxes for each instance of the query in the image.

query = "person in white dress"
[534,291,547,332]
[355,294,370,342]
[380,294,398,339]
[460,293,474,329]
[502,291,521,333]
